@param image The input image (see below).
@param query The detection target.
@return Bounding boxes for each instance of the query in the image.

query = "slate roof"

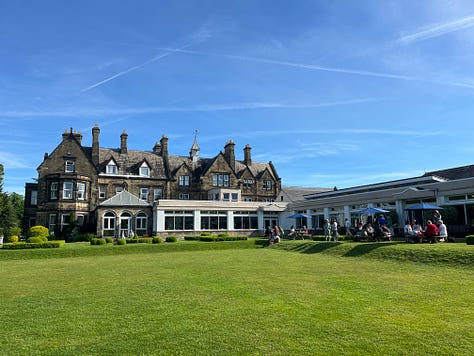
[423,164,474,180]
[100,190,152,207]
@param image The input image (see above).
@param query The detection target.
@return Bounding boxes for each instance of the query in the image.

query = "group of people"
[353,214,392,242]
[323,218,339,242]
[266,225,284,245]
[404,210,448,243]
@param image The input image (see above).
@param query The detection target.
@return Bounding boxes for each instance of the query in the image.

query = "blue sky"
[2,1,474,195]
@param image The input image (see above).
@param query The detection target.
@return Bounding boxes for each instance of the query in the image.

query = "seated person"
[424,220,439,244]
[365,223,374,239]
[381,224,391,241]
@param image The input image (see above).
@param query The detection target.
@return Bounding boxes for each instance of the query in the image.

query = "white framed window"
[106,161,118,174]
[30,190,38,205]
[223,193,230,201]
[243,178,254,190]
[50,182,59,200]
[263,180,273,190]
[136,212,148,236]
[63,182,73,199]
[140,187,149,201]
[103,212,116,237]
[139,162,150,177]
[48,214,56,234]
[179,175,190,186]
[76,215,85,226]
[178,193,190,200]
[65,160,75,173]
[153,188,163,201]
[213,173,229,187]
[231,193,239,202]
[77,182,86,200]
[61,214,70,230]
[99,185,106,199]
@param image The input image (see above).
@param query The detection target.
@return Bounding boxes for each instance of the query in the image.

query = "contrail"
[397,15,474,44]
[80,43,193,93]
[157,47,416,81]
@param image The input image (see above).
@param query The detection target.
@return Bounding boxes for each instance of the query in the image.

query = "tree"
[0,164,24,237]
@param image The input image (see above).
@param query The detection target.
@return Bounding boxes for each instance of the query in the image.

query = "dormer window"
[65,160,75,173]
[106,161,118,174]
[139,162,150,177]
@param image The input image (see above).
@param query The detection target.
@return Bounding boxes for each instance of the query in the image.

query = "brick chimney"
[160,134,168,158]
[92,124,100,166]
[224,140,235,170]
[120,130,128,155]
[244,144,252,166]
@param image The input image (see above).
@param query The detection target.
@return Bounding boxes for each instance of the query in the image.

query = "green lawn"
[1,240,473,355]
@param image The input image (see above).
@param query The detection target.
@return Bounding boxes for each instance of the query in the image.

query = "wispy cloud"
[0,151,32,169]
[397,15,474,45]
[0,97,388,118]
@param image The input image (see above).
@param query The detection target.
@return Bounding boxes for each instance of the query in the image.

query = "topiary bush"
[105,237,113,244]
[90,238,106,245]
[116,238,126,245]
[152,236,163,244]
[165,236,178,243]
[466,235,474,245]
[27,236,45,244]
[27,225,49,241]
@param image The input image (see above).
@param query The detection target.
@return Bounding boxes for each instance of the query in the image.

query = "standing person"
[331,218,339,242]
[425,220,439,244]
[433,210,442,224]
[344,218,352,236]
[437,220,448,242]
[323,219,330,241]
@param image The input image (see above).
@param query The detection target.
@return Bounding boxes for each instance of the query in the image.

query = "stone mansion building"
[23,125,284,238]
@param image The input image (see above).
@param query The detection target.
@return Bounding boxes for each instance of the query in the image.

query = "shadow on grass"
[342,242,395,257]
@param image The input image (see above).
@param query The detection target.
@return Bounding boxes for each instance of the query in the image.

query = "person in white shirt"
[437,220,448,242]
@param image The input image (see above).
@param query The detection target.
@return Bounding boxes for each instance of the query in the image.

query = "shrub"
[27,225,49,241]
[79,233,97,242]
[200,232,213,236]
[217,232,229,238]
[138,238,153,244]
[8,226,22,237]
[1,241,64,249]
[152,236,163,244]
[90,238,106,245]
[466,235,474,245]
[165,236,178,243]
[125,238,138,244]
[184,235,201,241]
[7,235,19,243]
[116,238,126,245]
[28,236,45,244]
[105,237,113,244]
[312,235,326,241]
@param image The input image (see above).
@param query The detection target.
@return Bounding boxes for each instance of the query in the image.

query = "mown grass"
[1,240,473,355]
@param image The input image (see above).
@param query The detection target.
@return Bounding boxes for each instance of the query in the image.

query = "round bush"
[116,238,126,245]
[105,237,113,244]
[7,235,19,243]
[152,236,163,244]
[165,236,178,243]
[27,225,49,241]
[466,235,474,245]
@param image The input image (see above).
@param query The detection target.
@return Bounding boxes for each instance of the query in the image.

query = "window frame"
[62,181,73,199]
[65,160,75,173]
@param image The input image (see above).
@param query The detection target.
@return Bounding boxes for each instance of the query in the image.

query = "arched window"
[103,212,116,237]
[136,212,148,236]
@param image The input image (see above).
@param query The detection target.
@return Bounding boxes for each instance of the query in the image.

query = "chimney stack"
[224,140,235,170]
[92,124,100,166]
[120,130,128,155]
[244,144,252,166]
[160,134,168,158]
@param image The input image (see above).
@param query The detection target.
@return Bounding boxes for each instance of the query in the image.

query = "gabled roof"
[100,190,152,207]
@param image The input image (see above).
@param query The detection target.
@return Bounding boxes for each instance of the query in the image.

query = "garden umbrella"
[405,203,443,227]
[287,213,311,229]
[404,203,443,211]
[357,207,389,215]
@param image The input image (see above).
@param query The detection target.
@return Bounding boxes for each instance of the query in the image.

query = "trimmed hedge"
[90,238,107,246]
[116,238,126,245]
[187,235,248,242]
[1,241,64,249]
[165,236,178,243]
[466,235,474,245]
[152,237,163,244]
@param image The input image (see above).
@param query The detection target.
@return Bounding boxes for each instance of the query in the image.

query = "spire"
[190,129,200,162]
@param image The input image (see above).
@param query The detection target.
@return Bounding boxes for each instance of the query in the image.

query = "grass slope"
[1,240,473,355]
